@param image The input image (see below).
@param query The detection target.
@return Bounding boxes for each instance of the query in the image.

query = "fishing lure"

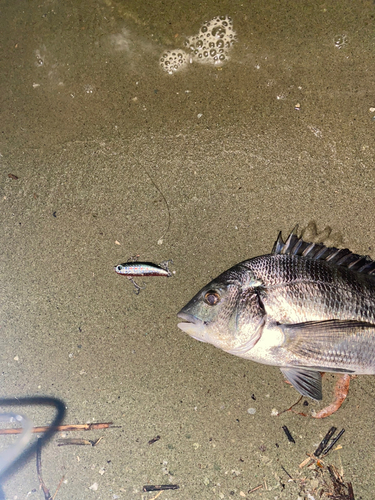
[114,260,173,294]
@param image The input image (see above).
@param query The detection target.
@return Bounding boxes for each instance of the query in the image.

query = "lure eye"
[204,290,220,306]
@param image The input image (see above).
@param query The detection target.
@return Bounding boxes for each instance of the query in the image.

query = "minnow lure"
[114,260,173,294]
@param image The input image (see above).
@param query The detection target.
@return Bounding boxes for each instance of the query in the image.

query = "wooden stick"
[0,422,114,435]
[321,429,345,456]
[299,456,313,468]
[314,427,337,457]
[143,485,179,492]
[282,425,295,443]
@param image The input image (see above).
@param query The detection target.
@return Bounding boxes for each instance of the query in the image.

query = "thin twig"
[52,475,65,500]
[348,482,355,500]
[142,167,171,250]
[277,396,304,416]
[0,422,115,435]
[36,438,52,500]
[57,437,103,447]
[93,437,103,446]
[281,465,295,482]
[150,491,163,500]
[248,484,263,494]
[57,438,92,446]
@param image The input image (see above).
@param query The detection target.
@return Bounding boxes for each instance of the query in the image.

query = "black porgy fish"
[177,228,375,400]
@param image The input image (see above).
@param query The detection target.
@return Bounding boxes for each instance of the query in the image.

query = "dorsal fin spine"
[272,227,375,277]
[302,242,315,257]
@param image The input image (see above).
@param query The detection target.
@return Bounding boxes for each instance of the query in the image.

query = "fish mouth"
[177,312,207,343]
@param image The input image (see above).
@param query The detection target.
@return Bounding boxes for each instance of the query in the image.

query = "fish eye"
[204,290,220,306]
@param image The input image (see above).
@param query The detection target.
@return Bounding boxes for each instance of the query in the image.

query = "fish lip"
[177,312,204,326]
[177,311,207,342]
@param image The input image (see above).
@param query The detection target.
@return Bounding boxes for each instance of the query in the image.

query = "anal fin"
[281,367,322,400]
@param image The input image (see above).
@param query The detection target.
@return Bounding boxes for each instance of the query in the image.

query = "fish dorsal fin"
[272,227,375,276]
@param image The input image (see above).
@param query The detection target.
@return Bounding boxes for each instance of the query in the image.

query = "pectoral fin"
[280,319,375,370]
[280,367,323,400]
[282,318,375,338]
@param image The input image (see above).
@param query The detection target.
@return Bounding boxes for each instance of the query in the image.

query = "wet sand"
[0,0,375,498]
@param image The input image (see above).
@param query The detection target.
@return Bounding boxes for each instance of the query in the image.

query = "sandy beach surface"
[1,1,375,498]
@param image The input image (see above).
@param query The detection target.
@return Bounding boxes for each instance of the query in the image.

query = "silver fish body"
[177,230,375,400]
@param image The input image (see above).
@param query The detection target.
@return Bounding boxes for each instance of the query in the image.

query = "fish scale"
[248,254,375,323]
